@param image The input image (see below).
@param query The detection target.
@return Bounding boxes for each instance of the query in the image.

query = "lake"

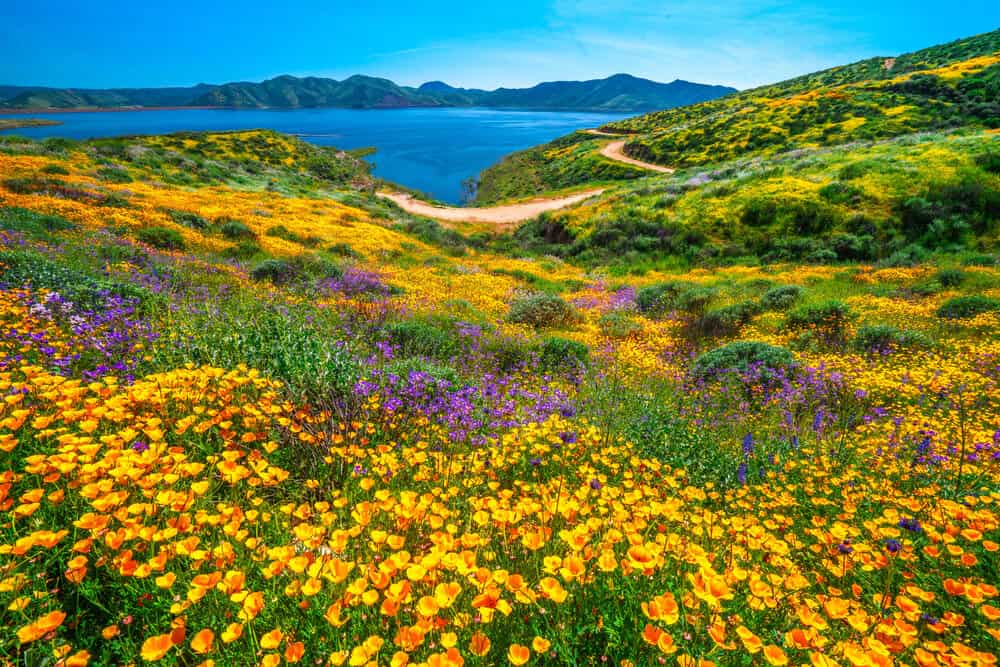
[0,108,632,203]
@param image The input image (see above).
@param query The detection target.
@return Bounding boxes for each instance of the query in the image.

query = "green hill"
[476,29,1000,203]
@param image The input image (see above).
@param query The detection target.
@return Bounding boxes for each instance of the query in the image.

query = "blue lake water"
[0,108,632,203]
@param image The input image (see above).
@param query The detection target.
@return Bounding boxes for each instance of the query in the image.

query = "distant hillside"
[191,75,442,109]
[478,74,735,111]
[0,74,735,112]
[0,84,216,109]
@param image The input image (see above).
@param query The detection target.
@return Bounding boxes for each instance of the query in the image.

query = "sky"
[2,1,998,91]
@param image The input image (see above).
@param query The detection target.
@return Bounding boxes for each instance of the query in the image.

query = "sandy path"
[582,128,626,137]
[599,140,675,173]
[378,190,605,225]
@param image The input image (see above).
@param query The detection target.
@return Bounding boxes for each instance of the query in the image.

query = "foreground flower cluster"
[1,284,999,667]
[1,131,999,665]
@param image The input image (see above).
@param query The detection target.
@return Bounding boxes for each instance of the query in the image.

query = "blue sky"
[2,1,998,90]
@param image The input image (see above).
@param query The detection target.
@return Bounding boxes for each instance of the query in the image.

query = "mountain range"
[0,73,735,113]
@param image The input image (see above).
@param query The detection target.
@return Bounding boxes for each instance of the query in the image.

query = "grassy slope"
[476,28,1000,204]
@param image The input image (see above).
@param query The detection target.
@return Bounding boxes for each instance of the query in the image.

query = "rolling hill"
[477,28,1000,201]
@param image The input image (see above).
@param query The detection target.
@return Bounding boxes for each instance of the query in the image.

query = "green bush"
[819,181,863,205]
[976,150,1000,174]
[936,295,1000,319]
[219,219,255,240]
[597,311,643,339]
[384,320,460,360]
[760,285,804,311]
[250,259,299,285]
[96,166,133,183]
[165,209,210,230]
[962,253,998,267]
[326,243,361,259]
[40,164,70,175]
[0,248,157,311]
[934,268,966,287]
[0,206,75,238]
[136,226,186,251]
[674,286,717,316]
[851,324,929,353]
[636,281,690,317]
[481,335,534,372]
[695,301,759,337]
[221,241,263,261]
[539,337,589,372]
[784,300,853,337]
[692,341,796,378]
[878,244,929,268]
[266,225,322,248]
[507,292,579,328]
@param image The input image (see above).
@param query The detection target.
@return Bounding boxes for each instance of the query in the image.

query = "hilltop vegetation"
[1,27,1000,667]
[497,130,999,269]
[478,28,1000,200]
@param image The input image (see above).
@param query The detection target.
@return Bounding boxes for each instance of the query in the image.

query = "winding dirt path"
[378,190,605,225]
[376,128,672,226]
[599,140,675,174]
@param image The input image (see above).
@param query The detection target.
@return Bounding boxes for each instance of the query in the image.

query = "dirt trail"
[378,190,605,225]
[599,140,675,173]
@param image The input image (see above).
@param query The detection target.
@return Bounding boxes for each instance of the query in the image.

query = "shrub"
[250,259,300,285]
[266,225,322,248]
[40,164,70,175]
[0,206,75,238]
[539,337,589,372]
[962,253,998,267]
[384,320,460,360]
[136,226,186,251]
[674,286,717,316]
[326,242,361,259]
[852,324,929,353]
[0,248,156,311]
[222,241,263,261]
[480,335,534,372]
[819,181,863,205]
[692,341,795,378]
[165,209,210,230]
[784,300,853,337]
[760,285,804,311]
[507,293,578,328]
[636,281,690,317]
[878,244,928,268]
[934,268,966,287]
[96,166,133,183]
[976,150,1000,174]
[219,219,255,240]
[936,295,1000,319]
[695,301,759,337]
[598,311,642,339]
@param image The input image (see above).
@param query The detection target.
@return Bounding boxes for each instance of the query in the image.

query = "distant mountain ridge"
[0,74,736,112]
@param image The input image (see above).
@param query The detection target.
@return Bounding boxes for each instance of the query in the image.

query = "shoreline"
[0,104,640,116]
[0,105,226,116]
[0,118,63,130]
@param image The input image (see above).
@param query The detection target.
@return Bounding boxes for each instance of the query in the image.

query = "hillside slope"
[477,28,1000,200]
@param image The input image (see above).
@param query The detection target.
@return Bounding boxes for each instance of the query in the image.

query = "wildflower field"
[1,31,999,665]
